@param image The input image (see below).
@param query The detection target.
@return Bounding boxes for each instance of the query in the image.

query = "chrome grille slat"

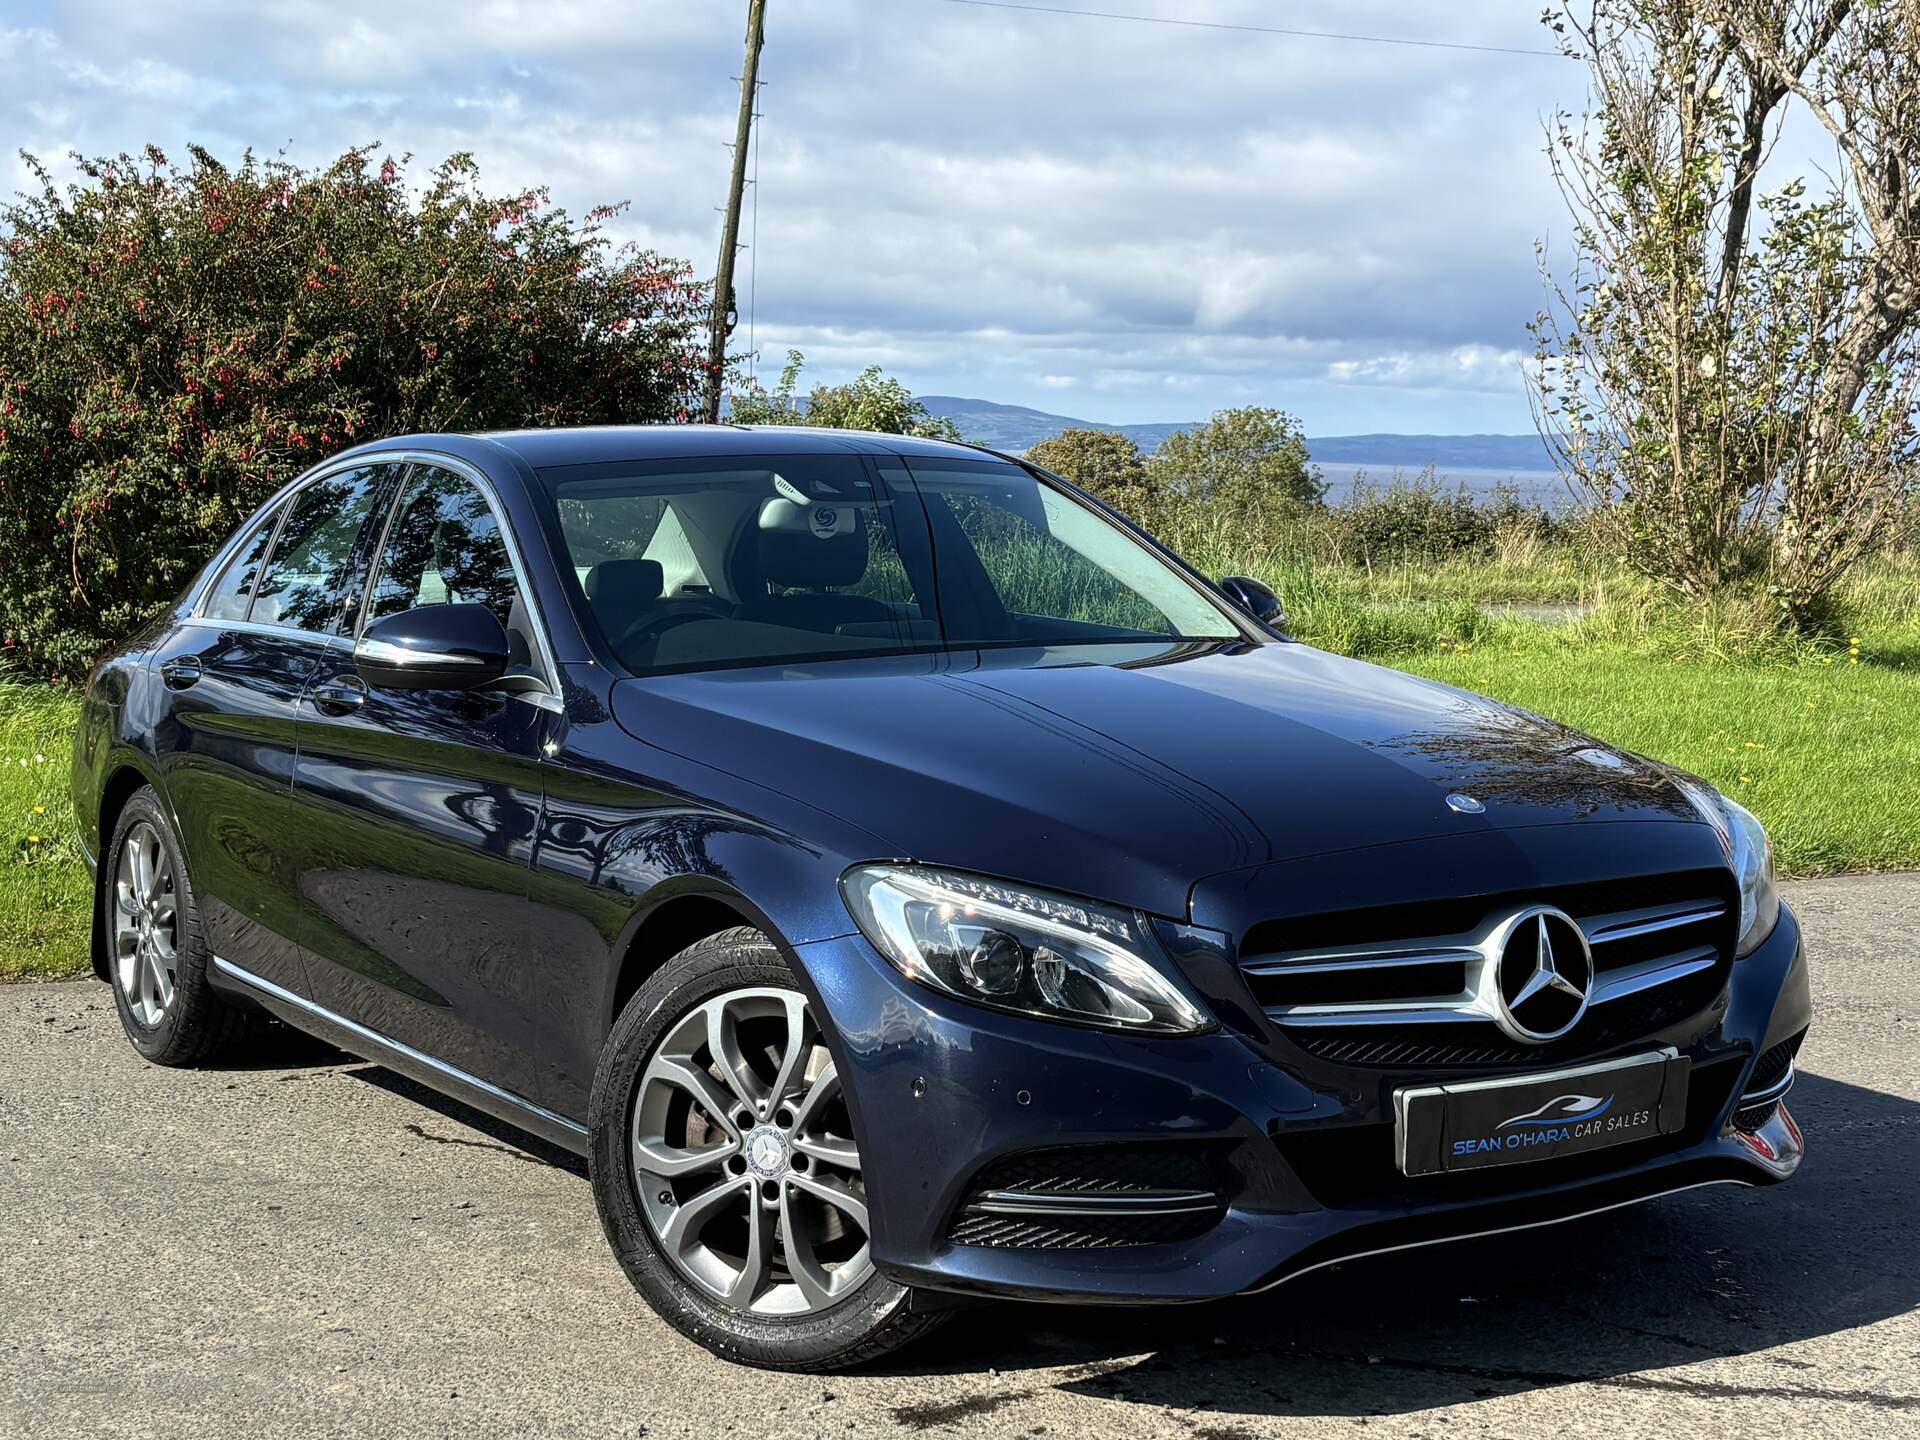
[1240,948,1477,978]
[1583,902,1726,945]
[1590,944,1719,1004]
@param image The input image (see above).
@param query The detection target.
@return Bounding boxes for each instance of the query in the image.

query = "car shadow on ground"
[890,1072,1919,1421]
[332,1062,1917,1420]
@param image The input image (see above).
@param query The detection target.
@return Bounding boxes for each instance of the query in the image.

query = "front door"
[290,462,552,1101]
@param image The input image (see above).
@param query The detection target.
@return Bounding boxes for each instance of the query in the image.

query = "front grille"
[1274,1055,1745,1209]
[945,1144,1225,1250]
[1732,1028,1806,1131]
[1240,869,1735,1070]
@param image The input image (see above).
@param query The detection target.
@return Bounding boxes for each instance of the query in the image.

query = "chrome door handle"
[309,675,368,715]
[159,656,203,690]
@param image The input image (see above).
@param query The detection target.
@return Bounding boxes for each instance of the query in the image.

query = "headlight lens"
[840,865,1214,1035]
[1678,780,1780,957]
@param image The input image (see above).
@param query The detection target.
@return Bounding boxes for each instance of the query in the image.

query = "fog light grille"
[946,1145,1225,1250]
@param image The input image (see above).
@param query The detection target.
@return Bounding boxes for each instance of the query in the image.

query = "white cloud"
[1,0,1588,431]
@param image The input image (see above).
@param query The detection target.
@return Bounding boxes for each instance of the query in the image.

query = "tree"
[1025,427,1151,508]
[730,349,962,440]
[1147,407,1324,508]
[0,145,706,680]
[1531,0,1920,627]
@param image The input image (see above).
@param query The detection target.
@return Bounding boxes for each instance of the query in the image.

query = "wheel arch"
[603,884,782,1035]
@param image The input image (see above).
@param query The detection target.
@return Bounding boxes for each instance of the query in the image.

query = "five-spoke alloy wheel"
[589,927,946,1370]
[632,987,873,1316]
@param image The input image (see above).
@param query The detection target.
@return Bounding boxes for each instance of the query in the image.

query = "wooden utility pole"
[703,0,767,425]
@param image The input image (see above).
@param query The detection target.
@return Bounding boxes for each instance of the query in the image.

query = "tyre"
[104,786,255,1066]
[588,926,947,1370]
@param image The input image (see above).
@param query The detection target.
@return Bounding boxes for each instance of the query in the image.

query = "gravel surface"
[2,874,1915,1439]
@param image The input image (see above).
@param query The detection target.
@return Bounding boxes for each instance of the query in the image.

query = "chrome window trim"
[184,448,565,709]
[351,452,563,696]
[210,955,587,1140]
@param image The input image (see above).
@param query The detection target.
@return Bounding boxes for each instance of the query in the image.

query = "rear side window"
[366,465,540,674]
[201,501,285,621]
[249,465,390,635]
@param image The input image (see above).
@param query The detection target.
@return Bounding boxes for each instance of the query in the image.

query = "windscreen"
[541,453,1240,676]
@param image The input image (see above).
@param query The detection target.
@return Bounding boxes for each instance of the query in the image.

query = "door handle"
[159,656,203,690]
[309,675,368,715]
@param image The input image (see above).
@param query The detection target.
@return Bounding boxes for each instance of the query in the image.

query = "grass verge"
[0,683,88,981]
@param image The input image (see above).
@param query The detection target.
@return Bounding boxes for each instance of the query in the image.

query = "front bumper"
[794,901,1810,1304]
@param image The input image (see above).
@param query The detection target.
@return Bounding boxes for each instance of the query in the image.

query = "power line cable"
[927,0,1568,59]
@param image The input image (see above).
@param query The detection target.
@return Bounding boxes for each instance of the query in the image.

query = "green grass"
[0,683,88,981]
[5,545,1918,982]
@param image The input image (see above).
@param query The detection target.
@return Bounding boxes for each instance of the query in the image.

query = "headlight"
[840,865,1214,1035]
[1678,780,1781,957]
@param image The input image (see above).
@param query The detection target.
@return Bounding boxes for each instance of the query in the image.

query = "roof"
[347,424,1005,472]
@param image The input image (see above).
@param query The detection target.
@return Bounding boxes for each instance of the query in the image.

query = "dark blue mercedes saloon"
[71,425,1810,1370]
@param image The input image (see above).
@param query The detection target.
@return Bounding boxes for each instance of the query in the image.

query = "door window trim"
[348,455,563,698]
[183,450,564,709]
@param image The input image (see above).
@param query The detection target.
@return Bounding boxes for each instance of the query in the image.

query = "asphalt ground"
[2,873,1915,1438]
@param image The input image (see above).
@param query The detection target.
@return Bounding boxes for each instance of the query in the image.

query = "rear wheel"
[104,787,254,1065]
[588,927,947,1370]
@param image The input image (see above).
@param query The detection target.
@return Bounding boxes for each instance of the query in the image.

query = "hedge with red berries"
[0,144,708,681]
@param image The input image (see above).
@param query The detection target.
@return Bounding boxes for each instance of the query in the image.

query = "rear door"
[147,461,398,998]
[290,460,554,1100]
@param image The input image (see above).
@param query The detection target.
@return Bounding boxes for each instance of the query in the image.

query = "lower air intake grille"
[946,1145,1225,1250]
[1733,1028,1806,1132]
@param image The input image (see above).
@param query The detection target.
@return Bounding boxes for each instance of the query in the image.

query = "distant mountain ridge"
[919,395,1555,475]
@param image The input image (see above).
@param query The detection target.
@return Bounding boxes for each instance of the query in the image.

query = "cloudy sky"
[4,1,1592,434]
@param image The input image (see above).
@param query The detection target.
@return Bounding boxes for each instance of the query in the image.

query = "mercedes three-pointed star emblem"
[1491,906,1594,1044]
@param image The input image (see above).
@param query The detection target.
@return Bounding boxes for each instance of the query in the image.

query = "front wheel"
[588,927,947,1370]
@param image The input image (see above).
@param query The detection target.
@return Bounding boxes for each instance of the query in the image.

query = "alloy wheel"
[631,986,873,1316]
[113,820,179,1028]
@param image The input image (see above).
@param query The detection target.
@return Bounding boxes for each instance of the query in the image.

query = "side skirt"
[210,956,590,1158]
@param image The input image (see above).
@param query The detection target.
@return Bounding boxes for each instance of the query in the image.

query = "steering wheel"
[615,599,733,654]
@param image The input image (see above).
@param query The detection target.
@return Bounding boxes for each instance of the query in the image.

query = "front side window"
[250,465,390,634]
[539,454,1242,677]
[202,500,286,621]
[366,465,540,674]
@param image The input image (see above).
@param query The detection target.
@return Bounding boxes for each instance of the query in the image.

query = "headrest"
[583,557,665,640]
[757,498,867,589]
[584,556,664,601]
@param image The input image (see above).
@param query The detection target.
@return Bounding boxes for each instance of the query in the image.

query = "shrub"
[0,145,707,680]
[729,349,960,440]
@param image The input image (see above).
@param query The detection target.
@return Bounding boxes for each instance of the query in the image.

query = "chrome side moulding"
[209,955,588,1153]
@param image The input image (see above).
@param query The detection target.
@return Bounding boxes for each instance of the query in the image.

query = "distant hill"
[919,395,1556,477]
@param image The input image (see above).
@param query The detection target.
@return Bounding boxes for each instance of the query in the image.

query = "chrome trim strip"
[1237,1179,1752,1295]
[971,1188,1220,1218]
[355,636,493,667]
[1591,945,1719,1004]
[177,615,355,651]
[1739,1060,1796,1106]
[1267,1003,1487,1027]
[1241,949,1477,978]
[210,955,587,1139]
[1584,902,1726,944]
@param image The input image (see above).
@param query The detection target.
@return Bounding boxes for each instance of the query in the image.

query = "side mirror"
[355,603,511,690]
[1219,575,1288,630]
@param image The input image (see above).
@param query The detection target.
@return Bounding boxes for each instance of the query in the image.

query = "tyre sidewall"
[587,931,919,1370]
